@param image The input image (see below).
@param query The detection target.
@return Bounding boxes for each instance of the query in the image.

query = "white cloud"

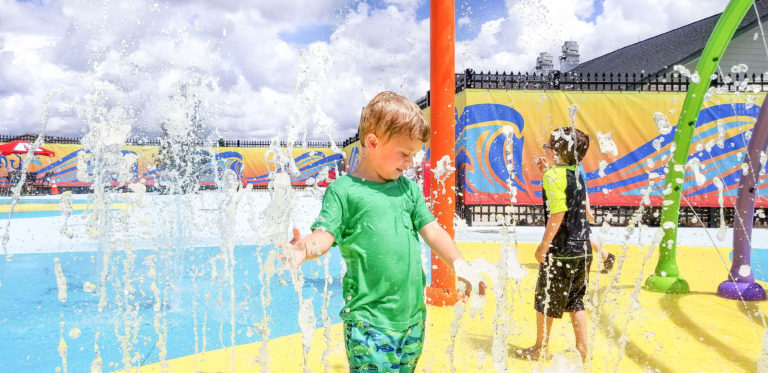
[0,0,737,141]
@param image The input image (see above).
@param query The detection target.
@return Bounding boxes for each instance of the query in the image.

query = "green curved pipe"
[646,0,754,294]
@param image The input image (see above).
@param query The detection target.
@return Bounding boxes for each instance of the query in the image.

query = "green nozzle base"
[644,274,690,294]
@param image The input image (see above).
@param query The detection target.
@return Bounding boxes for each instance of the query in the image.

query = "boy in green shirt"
[517,127,592,363]
[288,91,482,372]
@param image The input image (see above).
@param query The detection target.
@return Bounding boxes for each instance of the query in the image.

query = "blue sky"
[280,0,607,45]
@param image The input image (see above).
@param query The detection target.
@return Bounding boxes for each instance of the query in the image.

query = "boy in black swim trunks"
[517,127,592,363]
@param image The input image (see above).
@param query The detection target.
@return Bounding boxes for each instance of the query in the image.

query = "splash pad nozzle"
[644,274,690,294]
[717,281,767,301]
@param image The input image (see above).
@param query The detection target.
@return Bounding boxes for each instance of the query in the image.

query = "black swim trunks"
[534,256,593,318]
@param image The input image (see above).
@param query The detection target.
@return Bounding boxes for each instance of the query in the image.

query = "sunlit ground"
[1,194,766,372]
[136,241,768,372]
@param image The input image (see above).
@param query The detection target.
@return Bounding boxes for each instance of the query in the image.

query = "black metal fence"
[416,69,768,109]
[0,134,361,148]
[464,203,768,228]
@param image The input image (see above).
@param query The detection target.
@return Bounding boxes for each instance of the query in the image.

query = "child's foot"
[513,345,552,361]
[601,253,615,273]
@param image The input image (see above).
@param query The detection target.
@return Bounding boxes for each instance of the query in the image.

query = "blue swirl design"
[0,155,22,170]
[348,145,360,173]
[0,150,84,186]
[456,103,526,196]
[197,151,244,183]
[245,151,344,185]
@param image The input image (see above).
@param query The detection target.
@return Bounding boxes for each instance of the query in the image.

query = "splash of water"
[490,225,526,372]
[59,191,74,238]
[218,170,251,371]
[446,297,467,373]
[543,351,582,372]
[596,131,619,157]
[58,320,68,373]
[673,65,696,81]
[686,157,706,186]
[90,332,102,373]
[568,104,578,123]
[54,257,68,302]
[747,95,757,109]
[432,155,456,195]
[653,112,673,135]
[712,177,727,241]
[759,330,768,372]
[732,64,749,73]
[320,254,334,373]
[502,127,519,204]
[598,160,608,177]
[1,89,61,261]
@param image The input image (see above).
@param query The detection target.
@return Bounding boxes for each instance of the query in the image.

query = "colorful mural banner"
[0,144,345,188]
[4,88,764,208]
[455,89,767,207]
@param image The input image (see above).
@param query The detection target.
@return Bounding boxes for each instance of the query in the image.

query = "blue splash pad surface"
[1,210,89,219]
[746,248,768,282]
[0,245,347,371]
[0,198,89,204]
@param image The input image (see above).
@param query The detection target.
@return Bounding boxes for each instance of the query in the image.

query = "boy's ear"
[364,133,379,151]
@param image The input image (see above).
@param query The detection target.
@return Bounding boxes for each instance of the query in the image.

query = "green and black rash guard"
[541,165,592,259]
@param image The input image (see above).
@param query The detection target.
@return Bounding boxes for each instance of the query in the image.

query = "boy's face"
[541,145,563,166]
[366,133,424,181]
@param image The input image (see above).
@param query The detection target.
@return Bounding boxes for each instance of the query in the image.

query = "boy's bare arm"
[585,198,595,223]
[419,221,486,296]
[535,211,565,264]
[419,221,464,268]
[288,227,335,266]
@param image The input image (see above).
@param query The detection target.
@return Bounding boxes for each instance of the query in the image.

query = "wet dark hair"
[545,127,590,165]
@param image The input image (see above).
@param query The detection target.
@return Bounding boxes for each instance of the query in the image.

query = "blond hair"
[359,91,430,144]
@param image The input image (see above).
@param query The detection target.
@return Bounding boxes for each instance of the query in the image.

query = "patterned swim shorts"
[344,320,425,372]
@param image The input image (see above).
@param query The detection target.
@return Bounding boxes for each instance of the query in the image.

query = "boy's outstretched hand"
[282,227,335,267]
[457,276,486,300]
[453,259,489,301]
[286,227,307,267]
[534,156,550,172]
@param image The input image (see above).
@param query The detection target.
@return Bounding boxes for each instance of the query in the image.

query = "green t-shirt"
[542,166,571,215]
[310,174,435,330]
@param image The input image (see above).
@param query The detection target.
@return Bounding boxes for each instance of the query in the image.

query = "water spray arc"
[647,0,754,294]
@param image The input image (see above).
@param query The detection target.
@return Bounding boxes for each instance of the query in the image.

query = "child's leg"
[569,310,588,362]
[515,311,554,360]
[536,311,554,350]
[590,237,608,261]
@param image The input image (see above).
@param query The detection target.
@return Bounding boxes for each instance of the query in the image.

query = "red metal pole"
[425,0,458,306]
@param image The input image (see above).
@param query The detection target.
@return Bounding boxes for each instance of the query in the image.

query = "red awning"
[0,140,55,157]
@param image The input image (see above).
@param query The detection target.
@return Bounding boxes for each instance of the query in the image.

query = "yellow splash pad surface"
[0,202,129,213]
[0,203,90,213]
[131,241,768,372]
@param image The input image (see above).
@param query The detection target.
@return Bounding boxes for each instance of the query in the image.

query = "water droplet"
[653,112,672,135]
[738,265,751,277]
[68,328,81,339]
